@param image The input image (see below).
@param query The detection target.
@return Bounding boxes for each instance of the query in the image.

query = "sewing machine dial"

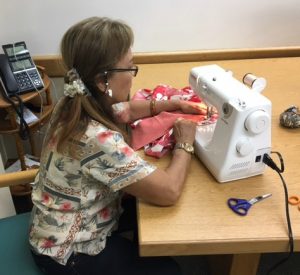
[236,138,253,156]
[245,110,270,134]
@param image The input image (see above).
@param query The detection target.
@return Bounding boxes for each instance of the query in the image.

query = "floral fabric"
[130,85,218,158]
[29,120,156,265]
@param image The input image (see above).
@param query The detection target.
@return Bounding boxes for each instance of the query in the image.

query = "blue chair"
[0,169,42,275]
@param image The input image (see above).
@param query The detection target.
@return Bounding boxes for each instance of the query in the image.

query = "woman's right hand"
[124,118,197,206]
[173,118,197,145]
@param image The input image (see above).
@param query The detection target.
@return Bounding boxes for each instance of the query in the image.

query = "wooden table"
[133,57,300,275]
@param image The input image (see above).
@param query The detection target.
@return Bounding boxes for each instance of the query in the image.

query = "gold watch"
[174,142,194,154]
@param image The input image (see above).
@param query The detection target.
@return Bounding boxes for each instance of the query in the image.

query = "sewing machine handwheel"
[245,110,270,134]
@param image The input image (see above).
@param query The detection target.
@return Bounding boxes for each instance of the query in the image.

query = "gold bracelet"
[150,99,156,116]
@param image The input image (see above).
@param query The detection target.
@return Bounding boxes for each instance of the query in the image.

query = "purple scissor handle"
[227,194,272,216]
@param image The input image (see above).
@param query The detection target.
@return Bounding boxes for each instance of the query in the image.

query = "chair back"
[0,169,42,275]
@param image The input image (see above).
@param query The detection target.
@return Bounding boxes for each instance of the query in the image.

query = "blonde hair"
[45,17,133,155]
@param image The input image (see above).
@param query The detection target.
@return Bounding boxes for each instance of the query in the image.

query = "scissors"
[227,193,272,216]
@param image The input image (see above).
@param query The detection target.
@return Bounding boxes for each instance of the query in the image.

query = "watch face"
[184,143,194,153]
[175,142,194,154]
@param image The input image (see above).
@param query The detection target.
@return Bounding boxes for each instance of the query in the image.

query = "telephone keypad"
[14,69,43,92]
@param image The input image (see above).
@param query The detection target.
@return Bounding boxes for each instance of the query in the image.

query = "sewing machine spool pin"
[243,73,267,94]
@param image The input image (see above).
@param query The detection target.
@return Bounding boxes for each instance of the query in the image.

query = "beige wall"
[1,0,300,55]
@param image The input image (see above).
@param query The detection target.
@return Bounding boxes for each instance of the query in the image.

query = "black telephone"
[0,41,44,96]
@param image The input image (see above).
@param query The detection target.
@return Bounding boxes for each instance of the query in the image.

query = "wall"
[0,0,300,55]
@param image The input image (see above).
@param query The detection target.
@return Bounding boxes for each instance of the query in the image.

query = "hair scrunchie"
[64,68,90,98]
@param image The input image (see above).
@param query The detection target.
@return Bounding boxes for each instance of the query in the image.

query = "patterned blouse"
[29,120,156,265]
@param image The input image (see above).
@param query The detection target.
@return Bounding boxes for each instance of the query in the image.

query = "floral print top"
[29,120,156,265]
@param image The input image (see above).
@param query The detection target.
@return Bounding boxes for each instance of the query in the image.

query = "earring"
[104,80,112,97]
[106,89,112,97]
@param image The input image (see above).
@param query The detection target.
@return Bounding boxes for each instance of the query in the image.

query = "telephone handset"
[0,54,19,95]
[0,41,44,96]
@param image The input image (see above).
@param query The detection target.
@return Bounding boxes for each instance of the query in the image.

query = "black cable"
[263,151,293,275]
[14,94,30,140]
[2,91,29,140]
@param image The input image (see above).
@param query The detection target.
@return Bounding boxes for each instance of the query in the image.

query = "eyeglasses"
[103,65,139,77]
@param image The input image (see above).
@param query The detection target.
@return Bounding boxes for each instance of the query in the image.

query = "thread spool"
[243,73,267,93]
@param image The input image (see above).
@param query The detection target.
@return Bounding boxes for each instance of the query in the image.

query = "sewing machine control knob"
[236,138,253,156]
[245,110,270,134]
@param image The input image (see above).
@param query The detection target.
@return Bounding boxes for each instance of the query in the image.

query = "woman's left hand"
[179,101,208,115]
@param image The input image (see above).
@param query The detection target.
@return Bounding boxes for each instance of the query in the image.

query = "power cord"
[2,91,29,140]
[263,151,294,275]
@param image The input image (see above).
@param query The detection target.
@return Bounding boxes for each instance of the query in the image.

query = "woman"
[29,17,202,275]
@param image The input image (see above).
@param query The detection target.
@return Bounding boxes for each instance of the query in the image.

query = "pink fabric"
[130,85,217,158]
[130,111,207,151]
[132,85,201,102]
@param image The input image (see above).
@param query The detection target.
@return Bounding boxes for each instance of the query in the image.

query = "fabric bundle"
[130,85,218,158]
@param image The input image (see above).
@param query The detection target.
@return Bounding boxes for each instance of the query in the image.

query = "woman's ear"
[95,75,107,93]
[96,81,106,93]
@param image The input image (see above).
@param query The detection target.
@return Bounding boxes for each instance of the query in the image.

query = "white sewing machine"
[189,64,271,182]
